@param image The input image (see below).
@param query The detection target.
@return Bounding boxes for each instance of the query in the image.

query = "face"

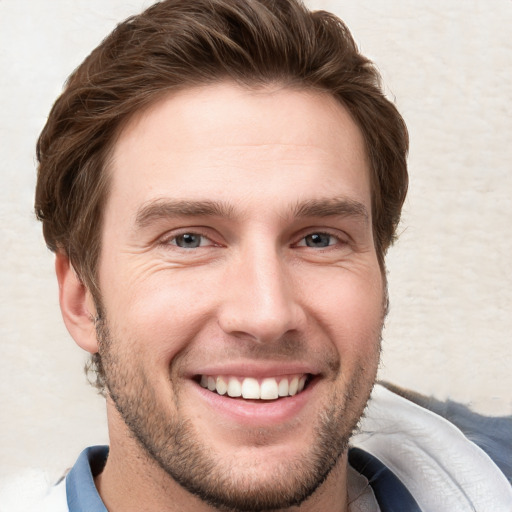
[96,82,384,511]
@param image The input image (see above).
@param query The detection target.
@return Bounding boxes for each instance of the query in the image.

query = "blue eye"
[174,233,204,248]
[303,233,335,248]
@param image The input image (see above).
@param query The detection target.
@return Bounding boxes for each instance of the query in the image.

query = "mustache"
[174,332,342,377]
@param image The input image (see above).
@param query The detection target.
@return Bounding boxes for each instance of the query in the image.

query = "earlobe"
[55,252,99,354]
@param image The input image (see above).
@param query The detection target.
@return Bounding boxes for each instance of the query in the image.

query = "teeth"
[200,374,309,400]
[216,376,228,396]
[227,377,242,397]
[289,376,299,396]
[278,378,289,397]
[260,378,279,400]
[242,378,260,399]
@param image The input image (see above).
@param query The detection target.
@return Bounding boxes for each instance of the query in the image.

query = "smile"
[199,374,310,400]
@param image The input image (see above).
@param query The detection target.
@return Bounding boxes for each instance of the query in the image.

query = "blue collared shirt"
[63,445,420,512]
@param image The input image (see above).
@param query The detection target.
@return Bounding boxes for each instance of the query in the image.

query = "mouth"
[197,374,313,400]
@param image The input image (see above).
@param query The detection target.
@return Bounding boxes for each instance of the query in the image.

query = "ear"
[55,252,99,354]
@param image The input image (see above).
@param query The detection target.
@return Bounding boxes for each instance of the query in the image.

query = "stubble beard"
[95,317,381,512]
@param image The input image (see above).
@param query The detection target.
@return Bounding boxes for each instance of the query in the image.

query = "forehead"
[106,82,370,221]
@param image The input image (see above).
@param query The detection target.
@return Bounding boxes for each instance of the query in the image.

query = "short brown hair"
[36,0,408,300]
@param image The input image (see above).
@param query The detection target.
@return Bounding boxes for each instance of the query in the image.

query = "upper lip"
[186,361,321,379]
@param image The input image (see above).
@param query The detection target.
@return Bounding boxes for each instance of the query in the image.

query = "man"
[33,0,511,511]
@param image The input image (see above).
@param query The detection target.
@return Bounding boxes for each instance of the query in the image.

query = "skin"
[57,82,385,512]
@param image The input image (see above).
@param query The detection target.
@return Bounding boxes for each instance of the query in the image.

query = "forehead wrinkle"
[135,199,236,228]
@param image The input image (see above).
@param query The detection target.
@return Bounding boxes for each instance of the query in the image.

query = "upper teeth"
[199,375,307,400]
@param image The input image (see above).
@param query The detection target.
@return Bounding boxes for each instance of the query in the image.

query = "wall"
[0,0,510,482]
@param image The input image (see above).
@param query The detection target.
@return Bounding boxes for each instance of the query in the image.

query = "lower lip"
[192,378,318,426]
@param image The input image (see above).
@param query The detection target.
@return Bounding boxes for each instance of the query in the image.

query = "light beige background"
[1,0,511,481]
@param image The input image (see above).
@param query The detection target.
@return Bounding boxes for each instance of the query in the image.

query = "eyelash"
[161,230,217,249]
[294,231,345,249]
[160,229,347,250]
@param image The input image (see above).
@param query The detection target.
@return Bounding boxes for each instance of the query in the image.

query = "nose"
[217,244,306,343]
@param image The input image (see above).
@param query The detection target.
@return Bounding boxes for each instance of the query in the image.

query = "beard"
[95,313,381,512]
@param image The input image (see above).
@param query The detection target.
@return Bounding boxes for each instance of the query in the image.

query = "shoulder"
[0,446,110,512]
[380,381,512,483]
[0,470,68,512]
[38,478,68,512]
[352,382,512,511]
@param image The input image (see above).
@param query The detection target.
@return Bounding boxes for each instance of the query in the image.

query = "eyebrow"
[135,199,235,228]
[293,198,369,223]
[135,197,369,228]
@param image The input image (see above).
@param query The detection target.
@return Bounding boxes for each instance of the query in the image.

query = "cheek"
[103,268,217,364]
[303,266,384,353]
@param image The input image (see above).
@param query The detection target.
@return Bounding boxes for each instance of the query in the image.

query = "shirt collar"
[65,444,417,511]
[66,446,109,512]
